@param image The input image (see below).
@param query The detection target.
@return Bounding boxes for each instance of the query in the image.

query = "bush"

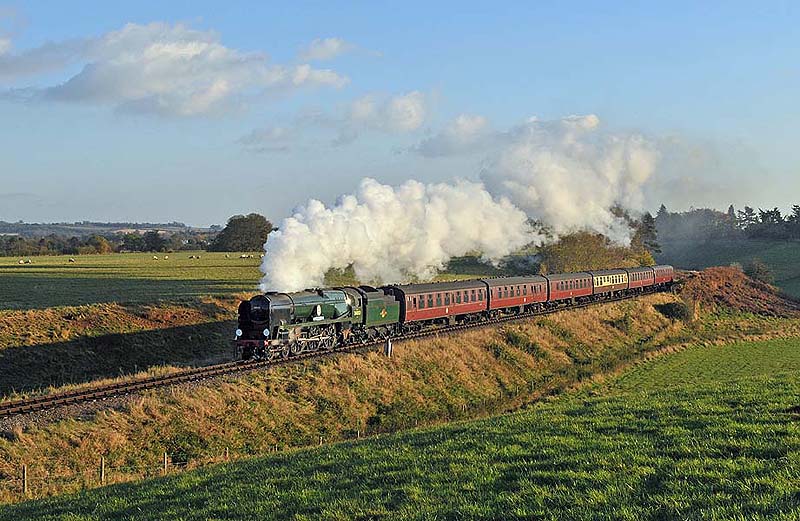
[744,259,774,284]
[654,302,692,321]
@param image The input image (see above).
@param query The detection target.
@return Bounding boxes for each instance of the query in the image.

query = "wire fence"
[0,381,548,505]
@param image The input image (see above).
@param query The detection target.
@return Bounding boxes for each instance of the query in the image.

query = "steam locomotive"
[235,265,674,360]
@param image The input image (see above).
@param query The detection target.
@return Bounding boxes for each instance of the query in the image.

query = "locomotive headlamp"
[263,328,271,338]
[235,329,243,338]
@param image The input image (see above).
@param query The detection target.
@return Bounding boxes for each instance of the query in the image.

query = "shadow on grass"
[0,320,236,396]
[0,275,255,310]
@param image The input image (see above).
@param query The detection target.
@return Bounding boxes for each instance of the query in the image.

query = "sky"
[0,1,798,227]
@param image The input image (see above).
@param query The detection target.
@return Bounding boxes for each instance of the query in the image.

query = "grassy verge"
[2,293,799,506]
[5,337,799,520]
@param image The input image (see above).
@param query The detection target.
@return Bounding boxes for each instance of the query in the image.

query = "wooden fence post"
[21,464,27,496]
[224,447,229,461]
[100,456,106,484]
[384,338,393,357]
[163,452,168,476]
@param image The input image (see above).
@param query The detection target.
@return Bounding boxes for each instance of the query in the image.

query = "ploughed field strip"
[0,285,670,419]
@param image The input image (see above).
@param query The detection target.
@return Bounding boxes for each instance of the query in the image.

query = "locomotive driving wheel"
[319,325,337,350]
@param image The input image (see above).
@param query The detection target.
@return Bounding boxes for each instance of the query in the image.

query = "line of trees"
[0,213,274,257]
[0,231,211,257]
[656,204,800,241]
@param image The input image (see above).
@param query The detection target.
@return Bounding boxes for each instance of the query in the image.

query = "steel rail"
[0,288,667,419]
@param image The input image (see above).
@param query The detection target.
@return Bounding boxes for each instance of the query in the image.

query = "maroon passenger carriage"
[544,272,593,304]
[383,280,487,329]
[627,266,656,291]
[484,276,548,316]
[653,265,675,286]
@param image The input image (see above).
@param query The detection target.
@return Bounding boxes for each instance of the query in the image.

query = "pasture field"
[659,238,800,297]
[7,337,800,520]
[0,252,263,310]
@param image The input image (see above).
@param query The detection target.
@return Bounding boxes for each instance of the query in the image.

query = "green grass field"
[8,337,799,520]
[0,252,263,310]
[659,238,800,297]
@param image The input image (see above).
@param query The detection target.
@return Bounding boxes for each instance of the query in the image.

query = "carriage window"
[427,295,433,308]
[436,294,442,306]
[479,289,484,300]
[456,292,461,304]
[471,289,476,302]
[523,286,527,296]
[419,296,425,309]
[445,293,451,305]
[413,297,417,308]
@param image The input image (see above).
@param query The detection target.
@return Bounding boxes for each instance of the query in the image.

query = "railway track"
[0,289,667,419]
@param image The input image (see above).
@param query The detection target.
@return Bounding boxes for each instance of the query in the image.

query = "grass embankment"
[659,238,800,297]
[2,291,800,505]
[0,297,240,398]
[6,337,800,520]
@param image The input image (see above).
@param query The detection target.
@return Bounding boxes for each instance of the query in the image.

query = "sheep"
[18,259,24,265]
[164,255,169,260]
[153,256,159,260]
[68,258,76,263]
[25,259,32,264]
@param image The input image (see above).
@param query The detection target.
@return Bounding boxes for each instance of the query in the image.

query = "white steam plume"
[260,178,537,292]
[480,115,659,244]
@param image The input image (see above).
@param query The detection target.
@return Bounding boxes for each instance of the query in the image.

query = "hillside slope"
[7,336,800,520]
[659,238,800,296]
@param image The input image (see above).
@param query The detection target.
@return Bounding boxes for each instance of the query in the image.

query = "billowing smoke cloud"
[260,114,660,291]
[481,115,659,244]
[260,178,536,292]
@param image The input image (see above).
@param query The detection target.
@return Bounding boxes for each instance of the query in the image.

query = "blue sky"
[0,1,798,226]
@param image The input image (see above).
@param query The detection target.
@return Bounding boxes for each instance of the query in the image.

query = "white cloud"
[347,91,426,132]
[0,37,10,55]
[0,22,349,116]
[237,126,294,153]
[299,37,354,61]
[415,114,490,157]
[330,91,426,144]
[240,91,429,151]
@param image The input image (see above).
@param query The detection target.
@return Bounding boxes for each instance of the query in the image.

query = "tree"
[638,212,661,254]
[142,230,167,252]
[656,204,669,221]
[209,213,273,252]
[122,233,145,252]
[537,231,636,273]
[737,206,758,231]
[87,235,113,254]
